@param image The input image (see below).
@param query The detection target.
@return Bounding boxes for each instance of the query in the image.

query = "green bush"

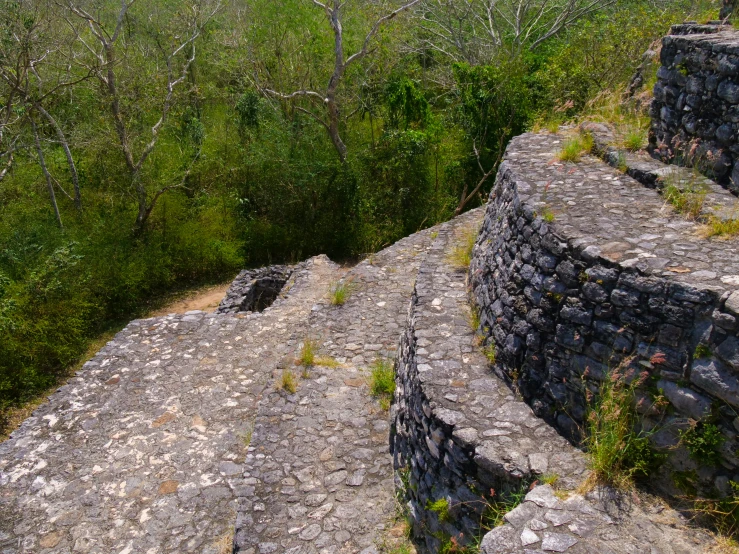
[682,422,725,466]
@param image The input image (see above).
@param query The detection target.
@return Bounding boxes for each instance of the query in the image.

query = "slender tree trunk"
[327,99,347,163]
[35,104,81,211]
[31,118,63,229]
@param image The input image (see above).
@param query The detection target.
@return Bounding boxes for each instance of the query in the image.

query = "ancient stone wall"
[391,217,590,552]
[469,132,739,499]
[650,23,739,194]
[216,265,296,314]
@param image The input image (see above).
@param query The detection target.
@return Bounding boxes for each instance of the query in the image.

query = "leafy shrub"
[682,422,725,466]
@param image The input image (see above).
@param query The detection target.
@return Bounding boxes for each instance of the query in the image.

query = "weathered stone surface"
[0,256,341,554]
[691,358,739,408]
[650,24,739,194]
[479,484,712,554]
[469,130,739,499]
[658,380,712,419]
[233,221,447,554]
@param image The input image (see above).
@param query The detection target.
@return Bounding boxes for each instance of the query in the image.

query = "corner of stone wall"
[469,145,739,500]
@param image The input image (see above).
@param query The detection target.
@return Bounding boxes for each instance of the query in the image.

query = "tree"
[412,0,615,63]
[0,1,86,220]
[264,0,421,163]
[63,0,220,233]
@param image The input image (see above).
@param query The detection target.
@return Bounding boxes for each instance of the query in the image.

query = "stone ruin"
[651,22,739,194]
[1,22,739,554]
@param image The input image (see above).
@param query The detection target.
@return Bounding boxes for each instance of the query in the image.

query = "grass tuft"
[316,356,341,368]
[329,280,353,306]
[448,227,478,270]
[483,485,529,528]
[623,129,646,152]
[702,215,739,239]
[298,339,317,367]
[278,369,298,394]
[483,342,497,364]
[540,206,555,223]
[540,473,560,486]
[660,172,708,220]
[557,133,594,163]
[369,358,395,411]
[583,365,664,490]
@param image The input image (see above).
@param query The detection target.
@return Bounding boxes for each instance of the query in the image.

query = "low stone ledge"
[391,213,588,552]
[479,484,712,554]
[469,131,739,498]
[217,264,297,314]
[582,121,739,222]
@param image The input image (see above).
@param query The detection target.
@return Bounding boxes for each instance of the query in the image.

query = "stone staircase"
[0,160,729,554]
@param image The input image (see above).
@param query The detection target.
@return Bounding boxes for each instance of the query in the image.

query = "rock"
[541,532,578,552]
[716,336,739,369]
[658,380,712,419]
[480,524,519,554]
[691,358,739,408]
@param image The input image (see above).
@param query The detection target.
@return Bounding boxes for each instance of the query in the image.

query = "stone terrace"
[0,131,733,554]
[0,256,342,554]
[393,209,715,553]
[503,133,739,291]
[232,218,448,553]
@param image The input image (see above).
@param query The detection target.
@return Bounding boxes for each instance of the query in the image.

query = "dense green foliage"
[0,0,718,422]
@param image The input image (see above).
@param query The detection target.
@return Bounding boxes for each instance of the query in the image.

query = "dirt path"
[149,283,230,316]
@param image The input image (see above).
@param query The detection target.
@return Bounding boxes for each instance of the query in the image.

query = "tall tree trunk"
[35,104,81,211]
[31,118,63,229]
[327,99,347,163]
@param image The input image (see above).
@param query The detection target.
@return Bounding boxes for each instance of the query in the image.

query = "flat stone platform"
[505,132,739,292]
[0,257,342,554]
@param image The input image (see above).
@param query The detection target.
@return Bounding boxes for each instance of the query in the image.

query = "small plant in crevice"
[467,304,481,335]
[681,421,725,467]
[623,129,646,152]
[557,132,594,163]
[539,206,555,223]
[482,342,497,364]
[278,369,298,394]
[240,422,254,448]
[427,498,452,523]
[448,227,478,270]
[694,343,712,359]
[659,172,708,220]
[582,364,665,490]
[694,480,739,542]
[702,215,739,239]
[298,339,317,367]
[369,358,395,411]
[329,280,353,306]
[539,473,560,487]
[482,484,530,529]
[315,356,341,368]
[616,151,629,173]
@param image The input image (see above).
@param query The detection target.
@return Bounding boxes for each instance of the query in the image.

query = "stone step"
[0,256,342,554]
[391,206,717,553]
[232,224,445,553]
